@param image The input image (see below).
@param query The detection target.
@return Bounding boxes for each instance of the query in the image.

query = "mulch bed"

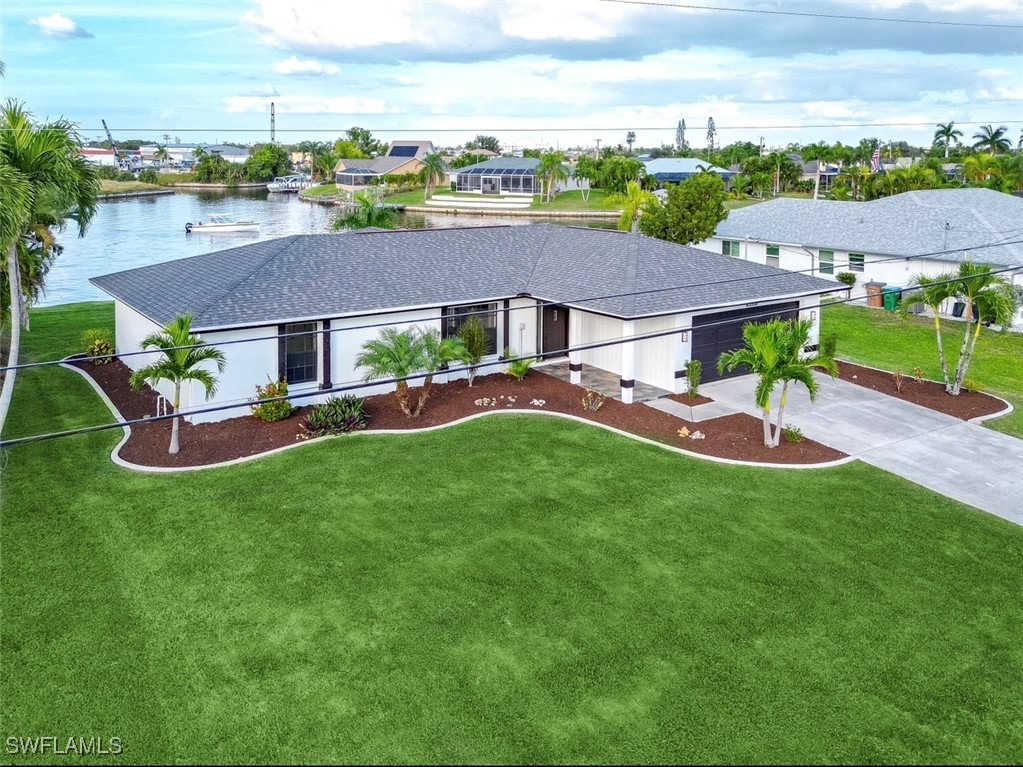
[71,358,846,469]
[666,392,714,407]
[836,361,1008,421]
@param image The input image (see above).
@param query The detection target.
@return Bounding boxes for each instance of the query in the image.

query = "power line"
[5,234,1022,376]
[1,264,1018,450]
[597,0,1023,29]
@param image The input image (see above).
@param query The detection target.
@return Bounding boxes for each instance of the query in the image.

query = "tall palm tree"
[900,272,959,390]
[933,122,963,159]
[129,314,227,454]
[153,145,170,166]
[417,152,446,201]
[355,326,464,418]
[972,124,1011,154]
[949,262,1017,395]
[800,141,830,200]
[608,180,656,232]
[333,191,397,231]
[538,151,568,203]
[717,318,836,448]
[0,101,100,437]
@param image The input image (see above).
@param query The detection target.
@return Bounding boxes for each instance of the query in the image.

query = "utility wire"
[597,0,1023,29]
[5,234,1022,375]
[1,264,1018,450]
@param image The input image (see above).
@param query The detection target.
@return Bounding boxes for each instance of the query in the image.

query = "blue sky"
[1,0,1020,152]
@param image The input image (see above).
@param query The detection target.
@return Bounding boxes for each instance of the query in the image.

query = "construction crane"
[101,119,125,170]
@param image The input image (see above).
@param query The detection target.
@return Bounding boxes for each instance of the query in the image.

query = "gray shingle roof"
[715,188,1023,267]
[91,225,838,330]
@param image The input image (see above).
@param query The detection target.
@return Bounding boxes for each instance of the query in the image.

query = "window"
[849,253,865,272]
[766,244,780,269]
[283,322,318,384]
[721,240,740,257]
[819,250,834,275]
[442,304,498,354]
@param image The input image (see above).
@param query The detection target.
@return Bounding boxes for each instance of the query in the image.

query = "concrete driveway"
[700,373,1023,526]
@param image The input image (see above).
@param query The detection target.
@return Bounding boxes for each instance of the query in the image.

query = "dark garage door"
[692,302,800,382]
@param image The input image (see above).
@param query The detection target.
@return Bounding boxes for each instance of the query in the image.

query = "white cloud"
[274,56,341,76]
[499,0,631,41]
[27,13,93,39]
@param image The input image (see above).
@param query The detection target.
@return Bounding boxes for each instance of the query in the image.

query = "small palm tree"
[418,152,446,201]
[933,122,963,159]
[538,151,568,203]
[356,326,464,417]
[154,145,170,166]
[972,124,1011,154]
[608,180,656,232]
[717,318,837,448]
[949,262,1018,395]
[962,153,1001,185]
[333,191,397,231]
[129,314,227,454]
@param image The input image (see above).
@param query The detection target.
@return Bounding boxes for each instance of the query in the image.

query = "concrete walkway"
[700,374,1023,525]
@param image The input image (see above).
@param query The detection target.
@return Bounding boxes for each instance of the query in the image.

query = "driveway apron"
[701,373,1023,525]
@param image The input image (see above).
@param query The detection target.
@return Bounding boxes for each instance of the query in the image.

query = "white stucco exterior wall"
[575,310,623,376]
[632,315,678,392]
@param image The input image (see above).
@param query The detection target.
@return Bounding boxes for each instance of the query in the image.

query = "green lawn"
[822,303,1023,438]
[4,303,1023,763]
[529,189,615,211]
[300,183,341,199]
[98,179,166,195]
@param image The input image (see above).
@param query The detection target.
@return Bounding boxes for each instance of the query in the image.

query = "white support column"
[674,313,690,394]
[620,320,635,405]
[569,309,582,385]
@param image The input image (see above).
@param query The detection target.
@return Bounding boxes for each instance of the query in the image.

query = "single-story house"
[334,141,436,191]
[91,225,839,424]
[787,154,841,193]
[697,188,1023,323]
[454,157,544,196]
[643,158,736,186]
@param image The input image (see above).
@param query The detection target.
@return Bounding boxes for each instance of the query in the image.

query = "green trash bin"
[882,285,902,311]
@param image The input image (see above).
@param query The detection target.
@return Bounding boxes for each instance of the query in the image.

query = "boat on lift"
[267,174,313,193]
[185,215,259,233]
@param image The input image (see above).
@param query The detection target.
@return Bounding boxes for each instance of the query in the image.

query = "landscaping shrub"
[581,389,606,412]
[457,316,489,387]
[251,378,295,422]
[504,348,535,381]
[820,331,838,360]
[836,272,857,287]
[138,168,159,184]
[81,329,114,364]
[301,395,369,437]
[782,425,805,443]
[686,359,702,399]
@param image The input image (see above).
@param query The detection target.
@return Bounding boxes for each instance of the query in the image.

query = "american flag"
[870,147,881,173]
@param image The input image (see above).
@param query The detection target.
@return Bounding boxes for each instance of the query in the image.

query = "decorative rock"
[690,430,706,440]
[530,398,546,407]
[677,426,690,438]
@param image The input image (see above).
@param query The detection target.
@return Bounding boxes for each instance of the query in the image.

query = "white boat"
[185,215,259,233]
[267,174,313,193]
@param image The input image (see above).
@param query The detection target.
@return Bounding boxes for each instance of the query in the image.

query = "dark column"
[277,324,287,381]
[320,319,332,390]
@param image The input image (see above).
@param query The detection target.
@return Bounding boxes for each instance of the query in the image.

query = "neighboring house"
[698,188,1023,322]
[643,158,736,186]
[787,153,841,193]
[454,157,542,195]
[334,140,436,191]
[91,225,837,423]
[204,144,250,164]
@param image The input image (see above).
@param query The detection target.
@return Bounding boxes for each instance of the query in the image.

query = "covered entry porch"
[537,360,670,403]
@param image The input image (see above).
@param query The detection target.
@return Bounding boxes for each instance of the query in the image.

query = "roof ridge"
[524,224,555,295]
[192,235,302,326]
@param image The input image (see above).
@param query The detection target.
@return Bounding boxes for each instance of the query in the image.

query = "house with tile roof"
[334,141,436,191]
[699,188,1023,321]
[91,225,838,423]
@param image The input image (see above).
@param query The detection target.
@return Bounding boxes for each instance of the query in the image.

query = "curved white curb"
[63,361,855,474]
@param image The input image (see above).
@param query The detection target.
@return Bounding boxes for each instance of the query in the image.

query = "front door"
[541,305,569,357]
[482,176,500,195]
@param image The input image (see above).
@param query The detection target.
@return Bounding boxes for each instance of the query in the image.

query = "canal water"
[40,189,613,307]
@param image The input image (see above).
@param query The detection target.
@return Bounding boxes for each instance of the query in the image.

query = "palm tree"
[800,141,830,200]
[538,151,568,203]
[608,180,656,232]
[933,122,963,159]
[717,318,837,448]
[417,152,446,201]
[154,145,170,166]
[333,191,397,231]
[901,272,959,390]
[949,262,1017,395]
[962,153,1001,185]
[356,326,464,417]
[972,124,1012,154]
[128,314,227,454]
[0,100,100,437]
